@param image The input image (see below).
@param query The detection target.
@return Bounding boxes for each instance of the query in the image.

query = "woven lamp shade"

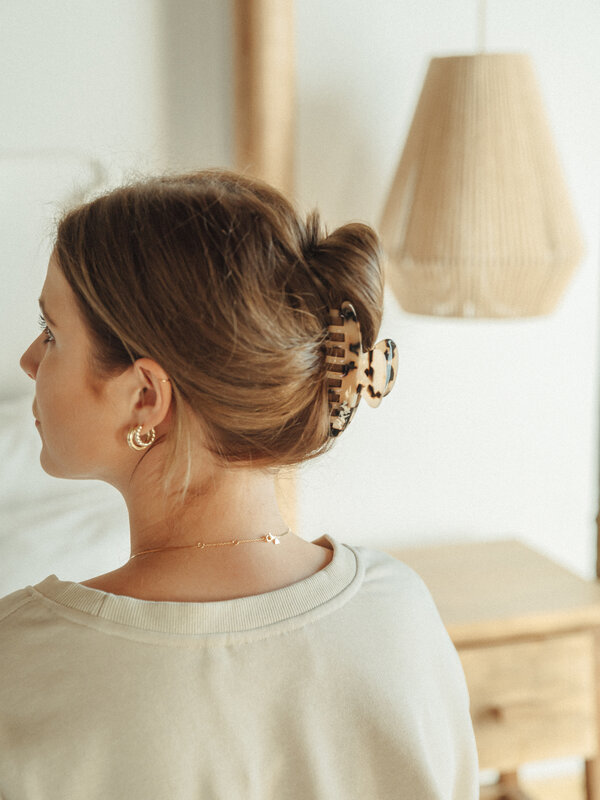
[380,54,583,317]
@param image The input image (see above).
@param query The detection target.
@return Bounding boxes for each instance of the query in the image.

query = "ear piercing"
[127,425,156,451]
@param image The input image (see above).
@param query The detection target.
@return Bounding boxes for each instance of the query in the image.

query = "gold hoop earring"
[127,425,156,451]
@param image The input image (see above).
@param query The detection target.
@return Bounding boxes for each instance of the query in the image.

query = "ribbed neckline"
[30,536,361,636]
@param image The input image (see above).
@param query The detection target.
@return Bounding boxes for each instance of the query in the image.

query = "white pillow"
[0,394,129,595]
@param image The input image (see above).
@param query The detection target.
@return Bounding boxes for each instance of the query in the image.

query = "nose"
[20,338,40,381]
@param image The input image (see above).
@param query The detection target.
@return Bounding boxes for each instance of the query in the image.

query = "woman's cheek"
[35,362,66,427]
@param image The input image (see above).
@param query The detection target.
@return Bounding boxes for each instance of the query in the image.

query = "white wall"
[295,0,600,580]
[1,0,166,399]
[1,0,599,582]
[0,1,231,399]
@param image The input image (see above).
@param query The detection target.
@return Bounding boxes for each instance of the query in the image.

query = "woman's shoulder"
[344,542,459,663]
[0,585,42,674]
[309,536,443,623]
[0,585,35,625]
[351,542,438,604]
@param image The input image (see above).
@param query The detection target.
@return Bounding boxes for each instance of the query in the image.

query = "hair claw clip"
[325,301,398,436]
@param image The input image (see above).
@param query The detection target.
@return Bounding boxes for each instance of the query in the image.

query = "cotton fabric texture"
[0,537,478,799]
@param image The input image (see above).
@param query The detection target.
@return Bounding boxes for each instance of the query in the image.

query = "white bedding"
[0,394,129,595]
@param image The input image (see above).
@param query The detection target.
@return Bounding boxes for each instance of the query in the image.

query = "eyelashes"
[38,314,55,344]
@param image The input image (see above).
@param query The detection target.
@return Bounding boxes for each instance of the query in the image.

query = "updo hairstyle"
[55,169,384,477]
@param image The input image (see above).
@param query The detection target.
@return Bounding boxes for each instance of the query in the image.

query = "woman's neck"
[125,464,288,558]
[79,451,333,602]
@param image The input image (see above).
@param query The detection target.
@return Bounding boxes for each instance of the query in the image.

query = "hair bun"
[300,211,322,262]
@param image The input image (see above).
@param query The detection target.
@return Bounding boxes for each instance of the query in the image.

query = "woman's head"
[22,169,384,486]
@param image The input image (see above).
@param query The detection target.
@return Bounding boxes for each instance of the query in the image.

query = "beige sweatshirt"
[0,536,478,799]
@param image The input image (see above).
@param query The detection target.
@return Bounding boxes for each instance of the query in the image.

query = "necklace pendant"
[265,533,281,544]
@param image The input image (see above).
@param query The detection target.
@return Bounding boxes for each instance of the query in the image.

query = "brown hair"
[55,169,384,478]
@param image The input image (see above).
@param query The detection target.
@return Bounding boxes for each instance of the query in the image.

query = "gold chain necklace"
[129,527,292,560]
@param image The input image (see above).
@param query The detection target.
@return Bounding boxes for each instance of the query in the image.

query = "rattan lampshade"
[380,54,583,317]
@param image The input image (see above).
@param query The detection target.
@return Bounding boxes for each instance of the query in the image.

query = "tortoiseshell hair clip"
[324,301,398,437]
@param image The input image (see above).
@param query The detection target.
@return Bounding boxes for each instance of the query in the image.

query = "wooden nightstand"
[389,540,600,800]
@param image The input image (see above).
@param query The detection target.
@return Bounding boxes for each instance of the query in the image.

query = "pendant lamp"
[379,53,583,317]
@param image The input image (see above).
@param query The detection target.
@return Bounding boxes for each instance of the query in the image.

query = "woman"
[0,170,478,798]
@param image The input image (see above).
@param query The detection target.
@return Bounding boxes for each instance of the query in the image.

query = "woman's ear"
[129,358,172,431]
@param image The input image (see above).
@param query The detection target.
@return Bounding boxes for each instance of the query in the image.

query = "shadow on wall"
[158,0,233,172]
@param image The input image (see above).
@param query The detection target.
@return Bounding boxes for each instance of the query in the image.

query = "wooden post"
[233,0,295,197]
[585,630,600,799]
[233,0,297,530]
[596,508,600,578]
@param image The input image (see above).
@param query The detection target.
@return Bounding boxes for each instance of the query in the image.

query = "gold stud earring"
[127,425,156,451]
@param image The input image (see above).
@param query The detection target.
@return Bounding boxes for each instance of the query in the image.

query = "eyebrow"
[38,298,57,328]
